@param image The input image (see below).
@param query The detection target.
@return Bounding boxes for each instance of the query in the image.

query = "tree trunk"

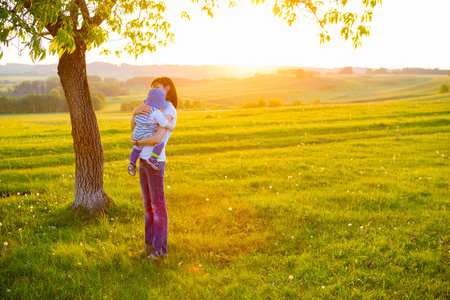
[57,41,114,214]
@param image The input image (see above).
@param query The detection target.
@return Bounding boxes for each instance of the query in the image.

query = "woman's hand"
[130,135,137,146]
[131,103,151,132]
[133,103,152,116]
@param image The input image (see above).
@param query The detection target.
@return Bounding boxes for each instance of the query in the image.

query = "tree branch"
[45,18,64,37]
[69,0,80,29]
[77,0,92,23]
[6,2,35,34]
[20,0,63,37]
[91,0,117,26]
[4,2,54,43]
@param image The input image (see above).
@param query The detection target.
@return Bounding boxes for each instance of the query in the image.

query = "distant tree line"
[1,74,167,115]
[12,76,61,95]
[11,75,130,97]
[120,101,143,112]
[122,76,156,86]
[120,98,208,112]
[339,67,354,74]
[366,67,449,75]
[277,69,319,79]
[0,89,107,114]
[0,94,68,114]
[242,97,284,109]
[179,99,205,110]
[242,97,325,109]
[278,67,449,76]
[86,75,130,96]
[0,79,15,84]
[9,75,162,97]
[0,76,130,114]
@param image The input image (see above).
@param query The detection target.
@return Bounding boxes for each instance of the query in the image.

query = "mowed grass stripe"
[2,123,449,170]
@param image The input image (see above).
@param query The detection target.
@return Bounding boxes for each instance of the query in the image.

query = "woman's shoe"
[149,250,167,260]
[140,245,153,259]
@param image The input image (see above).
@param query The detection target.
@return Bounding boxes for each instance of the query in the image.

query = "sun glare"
[152,3,321,67]
[1,0,450,69]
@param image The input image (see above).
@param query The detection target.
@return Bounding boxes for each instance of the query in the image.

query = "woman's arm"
[131,114,174,146]
[130,104,152,132]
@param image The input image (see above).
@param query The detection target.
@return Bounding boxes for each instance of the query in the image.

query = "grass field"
[0,97,449,299]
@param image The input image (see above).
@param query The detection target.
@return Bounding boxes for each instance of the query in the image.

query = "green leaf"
[181,11,191,21]
[272,4,281,16]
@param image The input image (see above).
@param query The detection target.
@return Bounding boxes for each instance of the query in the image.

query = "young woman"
[130,77,178,259]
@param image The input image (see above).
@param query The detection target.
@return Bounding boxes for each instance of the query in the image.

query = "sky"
[1,0,449,69]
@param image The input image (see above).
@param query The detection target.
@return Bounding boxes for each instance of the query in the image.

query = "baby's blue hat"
[143,88,167,108]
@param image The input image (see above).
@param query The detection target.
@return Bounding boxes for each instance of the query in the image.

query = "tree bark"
[57,41,114,214]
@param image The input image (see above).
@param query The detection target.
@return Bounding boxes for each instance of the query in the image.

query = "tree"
[312,99,322,105]
[91,90,106,110]
[49,88,61,97]
[184,99,192,109]
[296,69,306,79]
[120,100,141,112]
[366,67,388,74]
[0,0,380,213]
[339,67,354,74]
[177,98,184,109]
[243,101,257,109]
[438,84,449,94]
[104,77,120,85]
[0,96,15,114]
[268,98,284,107]
[192,100,202,109]
[306,71,316,78]
[87,75,103,83]
[256,97,266,108]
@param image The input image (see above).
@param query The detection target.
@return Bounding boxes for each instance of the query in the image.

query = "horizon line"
[1,61,449,70]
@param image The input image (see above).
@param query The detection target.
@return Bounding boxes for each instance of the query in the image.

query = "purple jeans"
[139,159,168,256]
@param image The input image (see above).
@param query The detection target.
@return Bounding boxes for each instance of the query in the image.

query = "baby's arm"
[153,110,174,132]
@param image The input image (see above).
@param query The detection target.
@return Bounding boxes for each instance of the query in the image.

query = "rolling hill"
[164,73,450,107]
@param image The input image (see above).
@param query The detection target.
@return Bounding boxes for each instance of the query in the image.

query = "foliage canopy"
[0,0,172,61]
[438,84,449,94]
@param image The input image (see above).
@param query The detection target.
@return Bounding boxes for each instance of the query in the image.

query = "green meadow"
[0,96,449,298]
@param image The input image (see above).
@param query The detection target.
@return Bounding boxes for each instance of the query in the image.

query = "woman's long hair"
[151,77,178,109]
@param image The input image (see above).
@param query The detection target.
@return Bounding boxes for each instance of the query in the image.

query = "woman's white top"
[139,102,177,162]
